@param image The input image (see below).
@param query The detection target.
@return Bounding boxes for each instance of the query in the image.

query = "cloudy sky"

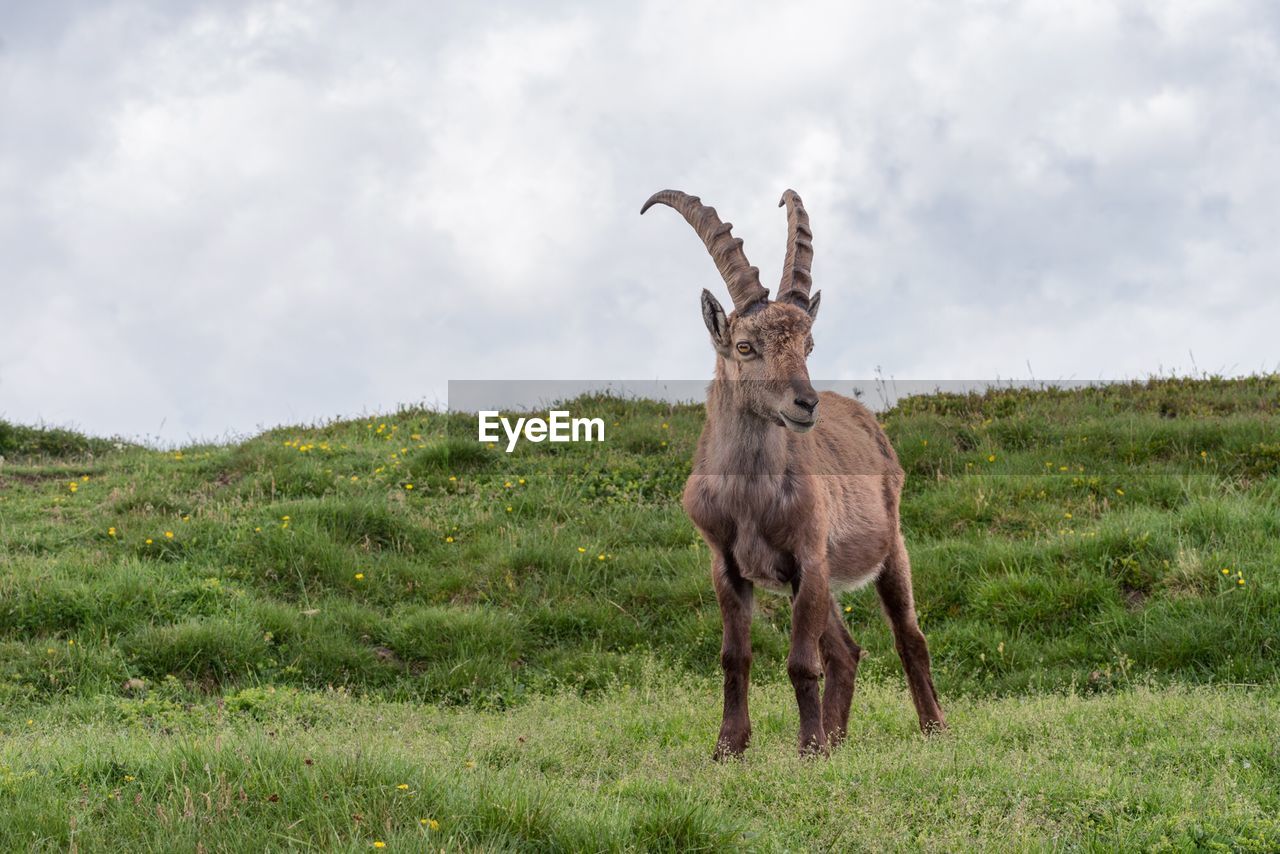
[2,1,1278,442]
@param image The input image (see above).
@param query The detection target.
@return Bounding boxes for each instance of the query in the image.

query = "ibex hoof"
[797,731,829,758]
[920,717,948,736]
[713,731,750,761]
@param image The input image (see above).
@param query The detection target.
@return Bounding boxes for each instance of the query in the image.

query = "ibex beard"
[642,189,947,758]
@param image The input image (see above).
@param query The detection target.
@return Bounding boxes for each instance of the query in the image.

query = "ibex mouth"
[779,411,817,433]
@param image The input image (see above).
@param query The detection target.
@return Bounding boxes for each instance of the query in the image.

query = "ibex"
[642,189,946,757]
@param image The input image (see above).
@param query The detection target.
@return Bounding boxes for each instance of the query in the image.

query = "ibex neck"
[704,362,790,475]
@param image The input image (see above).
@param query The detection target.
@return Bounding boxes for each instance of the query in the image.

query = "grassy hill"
[1,377,1278,850]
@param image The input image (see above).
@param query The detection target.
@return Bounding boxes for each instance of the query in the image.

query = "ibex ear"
[806,290,821,322]
[701,289,731,352]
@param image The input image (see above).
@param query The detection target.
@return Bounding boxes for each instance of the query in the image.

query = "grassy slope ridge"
[1,376,1278,850]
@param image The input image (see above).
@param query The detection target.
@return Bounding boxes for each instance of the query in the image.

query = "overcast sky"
[2,1,1278,442]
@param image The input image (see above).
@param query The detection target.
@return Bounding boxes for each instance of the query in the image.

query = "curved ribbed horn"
[641,190,769,312]
[777,189,813,308]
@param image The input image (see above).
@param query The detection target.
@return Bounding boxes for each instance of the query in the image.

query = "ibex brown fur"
[642,189,946,757]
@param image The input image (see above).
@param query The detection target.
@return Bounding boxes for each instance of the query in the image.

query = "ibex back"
[642,189,946,757]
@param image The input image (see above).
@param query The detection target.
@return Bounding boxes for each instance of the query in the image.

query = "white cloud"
[1,0,1278,441]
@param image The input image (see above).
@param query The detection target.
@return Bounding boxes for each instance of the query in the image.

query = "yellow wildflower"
[354,573,365,581]
[397,783,409,790]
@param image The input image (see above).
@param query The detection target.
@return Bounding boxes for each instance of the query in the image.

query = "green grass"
[3,678,1277,851]
[1,377,1278,850]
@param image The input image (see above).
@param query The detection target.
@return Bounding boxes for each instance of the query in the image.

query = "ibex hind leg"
[819,598,864,748]
[875,537,947,733]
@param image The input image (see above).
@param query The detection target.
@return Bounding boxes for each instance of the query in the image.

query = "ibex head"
[642,189,823,432]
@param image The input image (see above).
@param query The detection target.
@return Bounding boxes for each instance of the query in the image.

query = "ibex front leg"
[712,553,754,760]
[789,553,831,756]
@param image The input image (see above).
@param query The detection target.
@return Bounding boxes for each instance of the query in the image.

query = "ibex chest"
[684,472,814,592]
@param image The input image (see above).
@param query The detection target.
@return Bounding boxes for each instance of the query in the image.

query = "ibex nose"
[794,394,819,415]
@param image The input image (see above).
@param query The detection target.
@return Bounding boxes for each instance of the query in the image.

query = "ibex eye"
[736,342,753,355]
